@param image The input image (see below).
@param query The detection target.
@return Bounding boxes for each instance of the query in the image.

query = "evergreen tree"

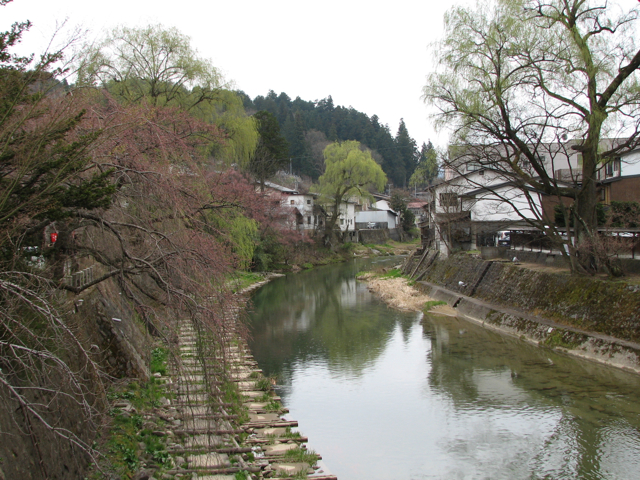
[249,111,290,189]
[394,119,418,188]
[409,141,439,188]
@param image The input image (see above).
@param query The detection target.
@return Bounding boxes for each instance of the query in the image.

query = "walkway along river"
[247,258,640,480]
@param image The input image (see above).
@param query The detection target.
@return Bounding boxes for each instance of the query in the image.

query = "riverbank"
[357,270,458,316]
[403,250,640,374]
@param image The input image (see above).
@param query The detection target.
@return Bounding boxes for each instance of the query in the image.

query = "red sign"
[50,232,58,244]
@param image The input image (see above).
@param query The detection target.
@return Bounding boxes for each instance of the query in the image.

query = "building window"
[307,199,311,205]
[467,162,481,172]
[439,192,459,207]
[290,200,295,205]
[340,219,344,225]
[307,216,311,224]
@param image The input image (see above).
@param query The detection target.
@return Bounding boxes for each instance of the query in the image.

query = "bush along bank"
[411,251,640,374]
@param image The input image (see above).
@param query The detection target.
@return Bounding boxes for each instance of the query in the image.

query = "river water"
[247,258,640,480]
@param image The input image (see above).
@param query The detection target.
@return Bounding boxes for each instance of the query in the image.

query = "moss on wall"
[423,253,640,343]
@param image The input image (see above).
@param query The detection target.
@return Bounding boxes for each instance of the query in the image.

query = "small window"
[307,216,311,224]
[606,162,613,176]
[439,192,459,207]
[290,200,295,205]
[340,219,344,225]
[307,199,311,205]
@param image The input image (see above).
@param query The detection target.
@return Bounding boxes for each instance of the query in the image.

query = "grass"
[230,271,264,292]
[150,347,168,375]
[222,380,249,424]
[544,330,580,350]
[283,446,318,466]
[89,378,171,478]
[282,427,302,439]
[423,300,448,311]
[254,375,275,392]
[263,399,282,412]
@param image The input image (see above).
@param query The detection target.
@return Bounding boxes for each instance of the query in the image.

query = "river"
[247,258,640,480]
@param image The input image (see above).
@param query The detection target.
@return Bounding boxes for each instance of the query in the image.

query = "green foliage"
[544,330,579,350]
[317,140,387,233]
[423,300,448,311]
[77,24,223,108]
[203,90,259,167]
[231,271,264,292]
[244,91,420,182]
[608,201,640,228]
[394,119,418,187]
[302,262,314,269]
[249,110,290,186]
[380,268,404,279]
[409,141,439,187]
[103,379,170,477]
[150,347,168,375]
[222,380,249,424]
[390,193,415,231]
[263,399,282,412]
[229,215,259,270]
[255,375,274,392]
[283,447,318,466]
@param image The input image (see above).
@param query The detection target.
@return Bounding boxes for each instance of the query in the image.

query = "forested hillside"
[240,90,433,187]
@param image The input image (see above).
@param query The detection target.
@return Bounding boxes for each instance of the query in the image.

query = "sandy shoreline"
[358,273,457,316]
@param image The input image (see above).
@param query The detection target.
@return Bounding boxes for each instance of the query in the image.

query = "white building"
[355,209,398,229]
[262,182,324,232]
[431,140,640,255]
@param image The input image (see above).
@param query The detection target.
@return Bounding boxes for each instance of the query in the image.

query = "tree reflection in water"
[248,258,640,480]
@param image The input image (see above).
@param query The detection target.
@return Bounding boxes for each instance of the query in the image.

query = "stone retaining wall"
[415,252,640,373]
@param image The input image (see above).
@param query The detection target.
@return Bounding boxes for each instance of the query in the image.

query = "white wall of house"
[337,201,357,231]
[621,149,640,176]
[283,193,319,231]
[468,185,543,223]
[356,210,398,228]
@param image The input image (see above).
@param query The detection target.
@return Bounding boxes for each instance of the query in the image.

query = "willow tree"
[75,24,258,167]
[317,141,387,242]
[424,0,640,273]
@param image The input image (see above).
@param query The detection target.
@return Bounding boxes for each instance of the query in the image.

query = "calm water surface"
[247,258,640,480]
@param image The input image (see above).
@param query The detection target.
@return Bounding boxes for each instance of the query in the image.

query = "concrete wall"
[357,227,408,244]
[418,252,640,344]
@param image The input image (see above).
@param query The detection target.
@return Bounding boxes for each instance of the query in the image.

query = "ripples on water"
[248,258,640,480]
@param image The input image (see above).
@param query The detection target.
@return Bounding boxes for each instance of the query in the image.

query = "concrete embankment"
[408,251,640,374]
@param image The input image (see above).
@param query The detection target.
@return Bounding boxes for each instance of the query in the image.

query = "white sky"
[1,0,460,148]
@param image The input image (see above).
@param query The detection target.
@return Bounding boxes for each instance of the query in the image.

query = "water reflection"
[247,259,640,480]
[249,258,406,379]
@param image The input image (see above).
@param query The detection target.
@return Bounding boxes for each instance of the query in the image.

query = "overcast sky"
[2,0,468,148]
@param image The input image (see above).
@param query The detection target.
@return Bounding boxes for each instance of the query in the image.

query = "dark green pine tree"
[249,111,290,190]
[394,119,418,188]
[284,111,312,177]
